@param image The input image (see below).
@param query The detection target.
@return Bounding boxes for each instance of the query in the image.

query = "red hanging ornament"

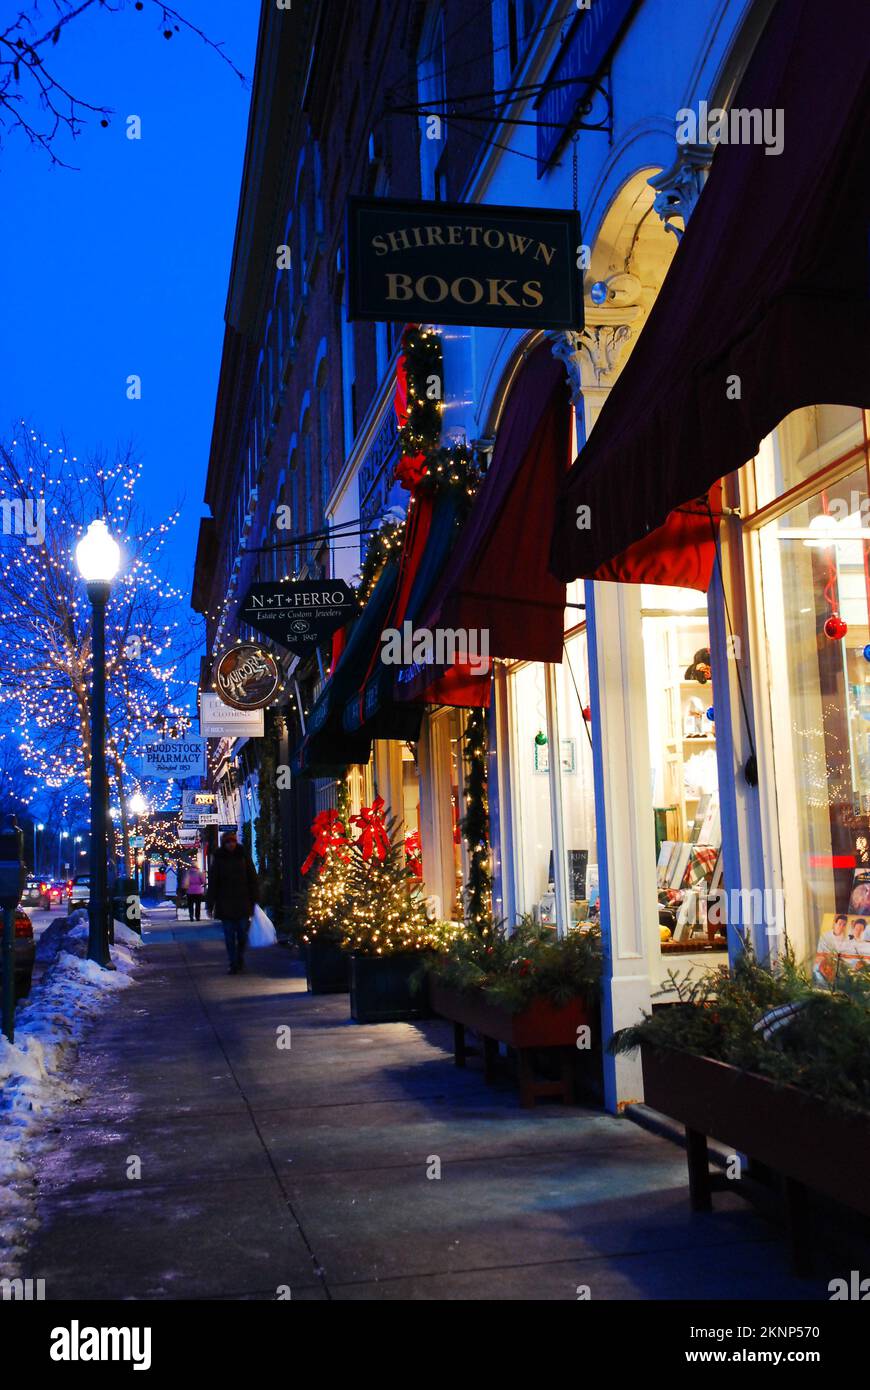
[824,614,848,640]
[582,705,591,722]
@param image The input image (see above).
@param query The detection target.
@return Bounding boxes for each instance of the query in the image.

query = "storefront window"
[758,448,870,971]
[554,629,598,925]
[755,405,864,504]
[642,587,724,953]
[508,661,555,920]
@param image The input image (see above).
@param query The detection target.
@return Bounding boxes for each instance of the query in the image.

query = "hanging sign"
[178,828,200,846]
[130,835,145,849]
[239,580,354,657]
[347,195,583,331]
[182,790,215,826]
[535,0,638,175]
[212,645,281,711]
[199,693,265,739]
[138,735,208,780]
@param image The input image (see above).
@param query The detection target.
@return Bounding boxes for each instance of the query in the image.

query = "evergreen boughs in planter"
[423,918,603,1013]
[610,943,870,1117]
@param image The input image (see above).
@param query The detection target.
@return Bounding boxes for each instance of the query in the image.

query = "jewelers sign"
[138,735,207,780]
[347,196,583,331]
[239,580,354,657]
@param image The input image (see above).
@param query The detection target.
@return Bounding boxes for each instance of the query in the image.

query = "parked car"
[20,876,41,908]
[0,909,36,1002]
[68,875,90,909]
[38,879,65,910]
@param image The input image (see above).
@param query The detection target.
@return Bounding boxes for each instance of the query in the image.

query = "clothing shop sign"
[347,196,583,331]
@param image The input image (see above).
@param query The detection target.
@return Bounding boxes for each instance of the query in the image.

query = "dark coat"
[206,846,260,920]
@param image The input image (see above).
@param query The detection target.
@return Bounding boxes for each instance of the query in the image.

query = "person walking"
[205,830,260,974]
[184,863,206,921]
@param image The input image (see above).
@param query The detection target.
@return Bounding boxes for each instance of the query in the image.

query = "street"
[24,937,821,1301]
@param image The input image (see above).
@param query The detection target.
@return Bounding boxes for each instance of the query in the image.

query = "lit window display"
[756,424,870,974]
[508,661,556,920]
[642,588,724,953]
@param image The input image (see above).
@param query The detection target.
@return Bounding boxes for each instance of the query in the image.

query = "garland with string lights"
[460,707,492,936]
[397,325,443,465]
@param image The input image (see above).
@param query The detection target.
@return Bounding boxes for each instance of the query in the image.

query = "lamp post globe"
[75,518,120,968]
[75,519,121,585]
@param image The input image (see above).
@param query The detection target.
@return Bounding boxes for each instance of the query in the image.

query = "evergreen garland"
[460,707,492,936]
[355,519,406,610]
[398,325,443,459]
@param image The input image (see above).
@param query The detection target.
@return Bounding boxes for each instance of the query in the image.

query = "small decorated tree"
[298,782,352,946]
[342,797,436,956]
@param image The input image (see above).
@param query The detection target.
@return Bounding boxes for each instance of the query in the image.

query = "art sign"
[212,645,281,711]
[239,581,354,657]
[347,196,583,331]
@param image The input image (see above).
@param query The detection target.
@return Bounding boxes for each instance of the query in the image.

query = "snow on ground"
[0,914,144,1276]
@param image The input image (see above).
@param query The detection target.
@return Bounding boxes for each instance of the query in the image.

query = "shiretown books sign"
[347,196,583,331]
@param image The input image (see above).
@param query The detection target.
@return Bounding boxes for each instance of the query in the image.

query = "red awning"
[401,341,572,705]
[550,0,870,585]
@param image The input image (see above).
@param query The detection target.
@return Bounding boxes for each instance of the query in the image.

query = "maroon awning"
[401,342,571,707]
[550,0,870,583]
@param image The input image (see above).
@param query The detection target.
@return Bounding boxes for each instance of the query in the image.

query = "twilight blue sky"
[0,0,259,595]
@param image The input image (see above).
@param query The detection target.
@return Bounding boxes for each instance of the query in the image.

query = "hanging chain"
[572,133,579,211]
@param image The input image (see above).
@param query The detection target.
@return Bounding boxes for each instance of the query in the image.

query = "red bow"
[301,810,349,875]
[351,796,391,861]
[394,452,428,491]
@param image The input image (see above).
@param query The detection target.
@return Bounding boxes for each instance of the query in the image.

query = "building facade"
[193,0,870,1109]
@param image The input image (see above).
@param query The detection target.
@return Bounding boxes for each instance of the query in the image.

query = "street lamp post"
[75,519,121,968]
[129,792,146,896]
[34,822,43,875]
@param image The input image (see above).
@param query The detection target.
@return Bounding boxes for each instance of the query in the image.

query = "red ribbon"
[351,796,391,862]
[301,810,350,875]
[394,452,428,491]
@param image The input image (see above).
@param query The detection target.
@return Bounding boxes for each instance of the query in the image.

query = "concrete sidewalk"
[25,939,825,1301]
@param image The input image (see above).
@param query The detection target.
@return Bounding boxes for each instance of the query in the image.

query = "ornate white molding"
[648,143,713,238]
[549,317,638,400]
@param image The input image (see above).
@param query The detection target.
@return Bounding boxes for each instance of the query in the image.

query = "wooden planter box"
[305,939,350,995]
[641,1044,870,1268]
[430,980,594,1107]
[349,951,429,1023]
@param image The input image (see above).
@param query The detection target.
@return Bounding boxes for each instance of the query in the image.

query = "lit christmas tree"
[299,781,352,945]
[341,797,434,956]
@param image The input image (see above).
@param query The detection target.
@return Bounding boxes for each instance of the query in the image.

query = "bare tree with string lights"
[0,421,201,873]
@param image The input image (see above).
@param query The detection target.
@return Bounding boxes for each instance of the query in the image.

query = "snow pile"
[0,921,143,1275]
